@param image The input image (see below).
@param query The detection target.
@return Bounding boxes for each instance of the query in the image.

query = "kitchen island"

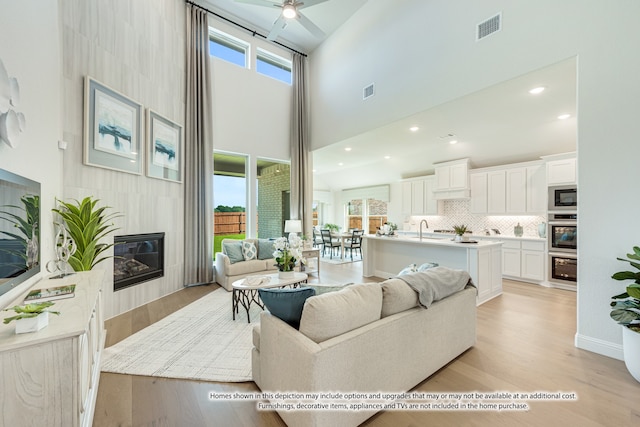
[362,235,503,305]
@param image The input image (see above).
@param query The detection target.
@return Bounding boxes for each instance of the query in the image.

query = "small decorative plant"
[324,223,340,233]
[453,224,469,236]
[273,235,305,272]
[3,301,60,324]
[52,196,122,271]
[610,246,640,333]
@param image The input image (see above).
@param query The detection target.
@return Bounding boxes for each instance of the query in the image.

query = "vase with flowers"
[273,234,305,279]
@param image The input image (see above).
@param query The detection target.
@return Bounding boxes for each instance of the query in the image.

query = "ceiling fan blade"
[296,0,329,10]
[267,15,288,41]
[235,0,280,8]
[296,11,325,38]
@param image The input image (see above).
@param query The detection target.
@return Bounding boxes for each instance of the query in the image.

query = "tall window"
[209,29,249,68]
[256,48,292,84]
[213,153,247,258]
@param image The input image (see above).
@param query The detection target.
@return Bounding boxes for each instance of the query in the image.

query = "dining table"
[330,232,355,260]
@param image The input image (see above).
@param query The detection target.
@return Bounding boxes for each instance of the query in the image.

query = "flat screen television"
[0,168,40,298]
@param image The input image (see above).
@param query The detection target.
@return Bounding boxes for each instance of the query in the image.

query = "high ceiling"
[201,0,367,53]
[201,1,577,191]
[312,58,577,189]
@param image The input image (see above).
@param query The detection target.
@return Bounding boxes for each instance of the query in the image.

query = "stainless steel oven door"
[548,222,577,253]
[549,253,577,286]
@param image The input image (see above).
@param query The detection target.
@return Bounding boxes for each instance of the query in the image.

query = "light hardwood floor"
[93,262,640,427]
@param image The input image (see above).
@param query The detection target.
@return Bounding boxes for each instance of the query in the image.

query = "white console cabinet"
[0,270,105,427]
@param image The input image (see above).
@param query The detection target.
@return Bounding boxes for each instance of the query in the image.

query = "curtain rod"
[185,0,308,57]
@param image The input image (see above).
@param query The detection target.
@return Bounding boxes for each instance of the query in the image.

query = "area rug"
[320,256,362,265]
[101,288,261,383]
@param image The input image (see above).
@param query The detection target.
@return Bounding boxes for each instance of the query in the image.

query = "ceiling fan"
[235,0,328,41]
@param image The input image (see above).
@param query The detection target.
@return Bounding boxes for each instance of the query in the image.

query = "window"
[209,29,249,68]
[257,48,292,84]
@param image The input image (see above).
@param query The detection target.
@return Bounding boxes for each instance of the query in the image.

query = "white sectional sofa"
[252,277,477,427]
[214,238,278,291]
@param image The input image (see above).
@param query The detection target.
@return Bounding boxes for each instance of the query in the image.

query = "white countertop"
[396,230,546,242]
[364,234,503,248]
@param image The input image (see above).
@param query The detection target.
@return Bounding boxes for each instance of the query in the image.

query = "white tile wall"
[404,199,546,238]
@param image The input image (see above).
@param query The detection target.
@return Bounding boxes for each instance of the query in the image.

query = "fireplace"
[113,232,165,291]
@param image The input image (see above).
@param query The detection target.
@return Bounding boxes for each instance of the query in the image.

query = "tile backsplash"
[402,199,547,238]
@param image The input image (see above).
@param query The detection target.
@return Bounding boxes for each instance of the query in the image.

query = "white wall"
[0,0,62,309]
[209,17,292,162]
[309,0,640,359]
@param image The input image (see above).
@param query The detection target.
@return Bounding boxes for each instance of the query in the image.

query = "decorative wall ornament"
[83,76,143,174]
[0,58,25,148]
[146,109,183,182]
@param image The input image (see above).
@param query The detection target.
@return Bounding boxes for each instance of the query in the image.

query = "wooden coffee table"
[231,272,308,323]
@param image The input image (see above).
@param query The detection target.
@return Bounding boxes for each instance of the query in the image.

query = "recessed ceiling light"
[345,147,352,152]
[529,86,545,94]
[449,140,458,145]
[312,169,317,173]
[384,155,391,159]
[338,162,344,166]
[409,126,419,132]
[557,114,571,120]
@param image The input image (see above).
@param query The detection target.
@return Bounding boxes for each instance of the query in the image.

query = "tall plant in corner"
[610,245,640,383]
[52,197,122,271]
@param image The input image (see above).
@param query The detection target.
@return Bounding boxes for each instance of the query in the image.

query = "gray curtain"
[290,53,313,237]
[184,4,214,286]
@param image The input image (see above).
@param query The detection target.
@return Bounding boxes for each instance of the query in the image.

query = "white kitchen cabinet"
[401,177,442,215]
[487,170,506,213]
[401,181,412,214]
[520,241,546,281]
[546,155,576,185]
[411,180,425,214]
[526,165,547,213]
[506,168,527,213]
[469,172,488,214]
[502,240,522,277]
[433,158,470,199]
[0,270,105,427]
[498,239,546,283]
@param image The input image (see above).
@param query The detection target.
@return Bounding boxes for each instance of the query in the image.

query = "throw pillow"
[242,241,257,261]
[418,262,439,272]
[258,287,317,329]
[309,283,354,295]
[222,241,244,264]
[257,239,274,260]
[398,263,418,275]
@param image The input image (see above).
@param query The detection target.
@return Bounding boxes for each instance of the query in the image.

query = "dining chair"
[344,230,364,260]
[320,229,341,259]
[312,228,323,249]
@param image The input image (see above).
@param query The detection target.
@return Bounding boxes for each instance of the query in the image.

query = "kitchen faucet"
[419,219,429,241]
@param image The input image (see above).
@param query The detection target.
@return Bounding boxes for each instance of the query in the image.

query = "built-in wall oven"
[548,212,577,288]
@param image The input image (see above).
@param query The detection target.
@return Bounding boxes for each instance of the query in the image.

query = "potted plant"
[3,301,60,334]
[324,223,340,233]
[610,246,640,382]
[453,224,469,242]
[52,196,122,271]
[273,234,305,279]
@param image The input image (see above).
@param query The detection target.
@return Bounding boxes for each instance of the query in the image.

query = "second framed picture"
[146,109,183,183]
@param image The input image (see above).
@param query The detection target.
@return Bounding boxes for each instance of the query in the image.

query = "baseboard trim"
[575,333,623,361]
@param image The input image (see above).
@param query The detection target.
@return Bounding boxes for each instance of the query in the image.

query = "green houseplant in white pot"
[453,224,469,242]
[610,246,640,383]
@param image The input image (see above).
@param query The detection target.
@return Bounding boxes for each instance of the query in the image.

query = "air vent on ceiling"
[363,83,375,100]
[477,13,501,40]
